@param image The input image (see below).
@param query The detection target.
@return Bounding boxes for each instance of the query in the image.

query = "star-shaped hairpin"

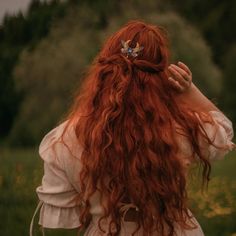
[121,40,144,58]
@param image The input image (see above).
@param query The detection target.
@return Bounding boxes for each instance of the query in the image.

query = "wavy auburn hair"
[63,20,212,236]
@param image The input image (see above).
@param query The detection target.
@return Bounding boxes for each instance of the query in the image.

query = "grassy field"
[0,148,235,236]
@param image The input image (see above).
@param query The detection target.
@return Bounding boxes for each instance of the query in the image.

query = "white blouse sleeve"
[198,110,235,161]
[36,121,83,229]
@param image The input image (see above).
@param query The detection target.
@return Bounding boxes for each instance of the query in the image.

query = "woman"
[30,20,235,236]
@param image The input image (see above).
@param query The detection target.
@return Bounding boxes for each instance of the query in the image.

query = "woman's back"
[33,110,233,236]
[31,20,235,236]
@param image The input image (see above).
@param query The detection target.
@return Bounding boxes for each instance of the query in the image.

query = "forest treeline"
[0,0,235,146]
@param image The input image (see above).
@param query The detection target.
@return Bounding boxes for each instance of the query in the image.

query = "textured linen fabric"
[33,110,234,235]
[36,121,83,229]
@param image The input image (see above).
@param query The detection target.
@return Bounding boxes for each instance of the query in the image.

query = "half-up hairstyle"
[62,20,213,236]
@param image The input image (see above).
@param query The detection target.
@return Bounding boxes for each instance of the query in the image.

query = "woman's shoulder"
[39,120,67,154]
[38,119,83,189]
[39,119,83,162]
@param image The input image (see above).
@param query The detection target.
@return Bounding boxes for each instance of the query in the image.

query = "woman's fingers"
[168,77,184,92]
[168,62,193,93]
[177,61,192,76]
[171,64,190,81]
[168,65,189,87]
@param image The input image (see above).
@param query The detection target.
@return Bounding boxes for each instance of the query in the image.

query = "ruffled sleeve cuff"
[199,110,235,161]
[39,202,81,229]
[208,110,234,141]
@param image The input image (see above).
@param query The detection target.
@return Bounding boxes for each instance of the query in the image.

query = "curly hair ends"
[62,20,212,236]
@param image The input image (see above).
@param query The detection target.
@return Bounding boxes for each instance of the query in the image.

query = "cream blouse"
[30,110,234,235]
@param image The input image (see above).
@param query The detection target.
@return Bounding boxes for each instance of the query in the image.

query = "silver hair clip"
[121,40,144,58]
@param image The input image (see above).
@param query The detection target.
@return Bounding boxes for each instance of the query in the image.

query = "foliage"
[0,148,235,235]
[167,0,236,125]
[0,0,67,140]
[7,3,222,146]
[168,0,236,65]
[7,6,102,146]
[0,148,80,236]
[220,45,236,124]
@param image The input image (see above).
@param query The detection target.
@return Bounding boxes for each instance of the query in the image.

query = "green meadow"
[0,1,235,236]
[0,148,235,236]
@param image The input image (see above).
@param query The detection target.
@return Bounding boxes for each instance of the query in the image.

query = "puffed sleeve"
[198,110,235,161]
[36,121,83,229]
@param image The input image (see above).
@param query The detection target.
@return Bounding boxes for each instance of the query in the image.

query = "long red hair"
[62,20,212,236]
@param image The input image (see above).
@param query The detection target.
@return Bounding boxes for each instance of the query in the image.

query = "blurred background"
[0,0,235,235]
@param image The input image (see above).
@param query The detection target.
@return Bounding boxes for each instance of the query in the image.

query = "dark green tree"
[8,3,222,146]
[168,0,236,64]
[0,0,67,141]
[221,45,236,125]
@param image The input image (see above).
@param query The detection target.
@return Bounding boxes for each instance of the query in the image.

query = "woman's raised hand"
[167,61,192,93]
[167,61,222,113]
